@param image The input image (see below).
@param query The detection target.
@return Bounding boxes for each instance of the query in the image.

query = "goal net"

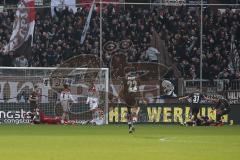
[0,67,109,125]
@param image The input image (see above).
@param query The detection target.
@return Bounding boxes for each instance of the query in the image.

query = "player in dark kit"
[119,76,138,133]
[118,75,145,133]
[207,98,231,125]
[184,115,215,126]
[179,91,207,124]
[29,85,39,112]
[29,85,40,121]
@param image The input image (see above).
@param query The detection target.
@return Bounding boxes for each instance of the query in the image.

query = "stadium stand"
[0,2,239,79]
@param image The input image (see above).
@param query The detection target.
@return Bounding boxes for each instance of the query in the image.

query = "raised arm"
[178,95,189,101]
[203,95,219,103]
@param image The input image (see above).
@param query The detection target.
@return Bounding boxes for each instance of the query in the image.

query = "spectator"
[14,55,28,67]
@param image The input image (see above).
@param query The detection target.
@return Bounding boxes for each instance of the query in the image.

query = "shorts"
[30,101,38,112]
[191,105,200,116]
[90,105,98,111]
[124,94,137,107]
[61,101,70,112]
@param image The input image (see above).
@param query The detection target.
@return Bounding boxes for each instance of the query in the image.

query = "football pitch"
[0,125,239,160]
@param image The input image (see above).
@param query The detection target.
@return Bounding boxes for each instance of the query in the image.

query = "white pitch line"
[159,138,167,141]
[158,136,240,145]
[159,137,176,142]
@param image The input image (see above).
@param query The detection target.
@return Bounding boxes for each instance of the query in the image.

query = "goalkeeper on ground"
[60,83,76,124]
[28,107,76,125]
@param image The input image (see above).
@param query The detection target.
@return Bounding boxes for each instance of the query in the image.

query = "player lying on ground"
[70,108,104,126]
[183,115,216,126]
[88,108,104,125]
[205,97,231,125]
[26,108,75,125]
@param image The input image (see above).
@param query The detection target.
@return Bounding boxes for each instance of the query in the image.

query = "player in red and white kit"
[89,108,104,125]
[86,83,99,121]
[60,83,76,124]
[86,86,98,111]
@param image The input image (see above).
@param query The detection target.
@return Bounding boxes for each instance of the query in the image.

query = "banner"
[35,0,43,5]
[227,91,240,104]
[4,0,35,53]
[186,0,208,4]
[79,0,119,12]
[51,0,77,17]
[51,0,62,16]
[0,103,91,124]
[1,103,239,124]
[80,0,95,44]
[108,103,240,124]
[0,103,55,124]
[64,0,77,13]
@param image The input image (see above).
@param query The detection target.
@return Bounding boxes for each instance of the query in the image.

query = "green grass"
[0,125,239,160]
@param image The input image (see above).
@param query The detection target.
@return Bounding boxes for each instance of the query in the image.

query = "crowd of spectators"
[0,6,100,67]
[159,6,240,79]
[0,3,239,80]
[203,7,240,79]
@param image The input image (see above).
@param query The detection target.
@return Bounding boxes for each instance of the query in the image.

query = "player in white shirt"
[86,94,99,111]
[60,83,76,123]
[90,108,104,125]
[86,83,99,121]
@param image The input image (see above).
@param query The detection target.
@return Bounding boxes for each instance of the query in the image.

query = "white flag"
[51,0,63,17]
[51,0,77,17]
[64,0,77,13]
[80,0,95,44]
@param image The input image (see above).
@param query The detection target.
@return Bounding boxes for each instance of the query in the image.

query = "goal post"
[0,67,109,125]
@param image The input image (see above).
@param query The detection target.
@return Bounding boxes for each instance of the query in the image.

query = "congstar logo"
[0,109,32,124]
[0,109,30,119]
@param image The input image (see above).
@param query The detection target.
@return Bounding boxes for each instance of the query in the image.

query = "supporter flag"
[64,0,77,13]
[51,0,63,16]
[80,0,95,44]
[51,0,77,17]
[4,0,36,54]
[231,36,239,71]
